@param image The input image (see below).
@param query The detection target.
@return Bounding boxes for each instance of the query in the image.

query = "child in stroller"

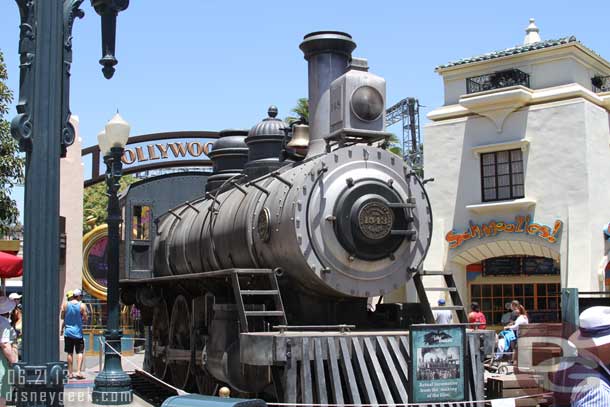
[485,303,529,374]
[484,329,517,375]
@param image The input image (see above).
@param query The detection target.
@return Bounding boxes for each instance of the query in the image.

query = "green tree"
[0,50,25,238]
[285,97,309,124]
[387,133,402,157]
[83,174,138,234]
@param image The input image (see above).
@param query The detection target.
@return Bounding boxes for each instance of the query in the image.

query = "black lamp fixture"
[91,0,130,79]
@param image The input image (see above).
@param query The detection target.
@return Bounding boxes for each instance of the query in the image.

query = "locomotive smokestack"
[300,31,356,157]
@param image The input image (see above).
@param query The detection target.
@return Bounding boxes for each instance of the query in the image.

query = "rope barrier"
[102,339,190,396]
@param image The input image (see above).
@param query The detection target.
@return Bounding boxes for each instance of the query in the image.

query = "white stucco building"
[424,20,610,326]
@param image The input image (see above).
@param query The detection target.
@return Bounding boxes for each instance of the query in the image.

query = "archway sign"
[82,131,219,187]
[81,131,218,300]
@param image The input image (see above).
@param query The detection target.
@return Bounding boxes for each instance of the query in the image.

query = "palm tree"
[285,98,309,124]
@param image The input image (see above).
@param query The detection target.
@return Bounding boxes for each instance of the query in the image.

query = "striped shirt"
[572,376,610,407]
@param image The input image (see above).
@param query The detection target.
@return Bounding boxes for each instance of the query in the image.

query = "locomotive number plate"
[358,202,394,240]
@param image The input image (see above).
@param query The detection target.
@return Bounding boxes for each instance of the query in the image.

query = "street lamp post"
[10,1,129,406]
[92,113,132,405]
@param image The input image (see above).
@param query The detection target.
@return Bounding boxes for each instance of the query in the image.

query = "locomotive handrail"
[119,268,276,285]
[272,324,356,334]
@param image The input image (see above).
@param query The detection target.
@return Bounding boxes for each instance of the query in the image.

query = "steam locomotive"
[121,31,433,402]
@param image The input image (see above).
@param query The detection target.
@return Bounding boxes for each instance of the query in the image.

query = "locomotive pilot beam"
[119,31,488,403]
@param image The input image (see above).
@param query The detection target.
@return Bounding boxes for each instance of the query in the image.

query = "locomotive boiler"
[121,31,434,402]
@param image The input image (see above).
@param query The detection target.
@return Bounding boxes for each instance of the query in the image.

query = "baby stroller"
[484,329,517,375]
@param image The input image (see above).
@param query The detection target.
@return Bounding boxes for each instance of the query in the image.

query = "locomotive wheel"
[194,339,218,395]
[151,299,170,380]
[169,295,192,389]
[195,368,218,395]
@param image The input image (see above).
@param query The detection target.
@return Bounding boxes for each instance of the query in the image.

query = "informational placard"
[410,324,467,403]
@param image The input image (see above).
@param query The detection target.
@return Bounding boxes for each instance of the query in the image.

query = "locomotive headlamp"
[351,86,384,122]
[329,59,391,142]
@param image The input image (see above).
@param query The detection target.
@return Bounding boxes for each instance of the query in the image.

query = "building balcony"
[592,76,610,93]
[466,69,530,94]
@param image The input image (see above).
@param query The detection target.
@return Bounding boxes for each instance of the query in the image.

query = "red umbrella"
[0,251,23,278]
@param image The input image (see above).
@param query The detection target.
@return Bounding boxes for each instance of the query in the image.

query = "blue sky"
[1,0,610,219]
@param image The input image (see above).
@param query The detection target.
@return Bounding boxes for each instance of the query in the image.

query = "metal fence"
[466,69,530,94]
[592,75,610,92]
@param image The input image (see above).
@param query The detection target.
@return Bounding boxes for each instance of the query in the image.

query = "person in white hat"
[0,296,17,407]
[568,306,610,406]
[60,288,87,380]
[7,293,21,303]
[7,293,22,357]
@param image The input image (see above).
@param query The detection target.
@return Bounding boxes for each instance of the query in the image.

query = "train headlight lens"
[350,86,384,122]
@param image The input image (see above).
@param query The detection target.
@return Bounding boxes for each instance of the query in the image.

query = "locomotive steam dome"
[244,106,288,178]
[205,129,248,193]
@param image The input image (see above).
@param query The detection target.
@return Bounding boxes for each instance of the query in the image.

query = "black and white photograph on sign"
[416,346,461,381]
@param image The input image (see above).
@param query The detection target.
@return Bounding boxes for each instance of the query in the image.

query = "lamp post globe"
[97,130,111,156]
[105,113,130,149]
[92,114,133,405]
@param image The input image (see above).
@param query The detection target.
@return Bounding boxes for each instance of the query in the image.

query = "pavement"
[60,351,152,407]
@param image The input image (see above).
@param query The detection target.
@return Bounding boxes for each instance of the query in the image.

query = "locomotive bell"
[286,124,309,156]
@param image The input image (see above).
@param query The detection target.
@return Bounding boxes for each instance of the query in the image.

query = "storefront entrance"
[467,255,561,327]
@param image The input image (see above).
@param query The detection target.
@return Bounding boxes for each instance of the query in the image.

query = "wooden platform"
[486,374,553,406]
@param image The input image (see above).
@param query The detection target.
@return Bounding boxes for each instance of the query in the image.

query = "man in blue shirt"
[60,289,88,380]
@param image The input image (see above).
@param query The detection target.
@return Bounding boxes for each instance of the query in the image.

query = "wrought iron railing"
[592,76,610,92]
[466,68,530,94]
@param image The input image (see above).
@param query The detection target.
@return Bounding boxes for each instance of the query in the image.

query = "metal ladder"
[412,269,467,324]
[230,269,287,333]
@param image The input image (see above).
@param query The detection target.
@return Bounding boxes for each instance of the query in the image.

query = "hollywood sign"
[82,131,219,187]
[121,141,214,165]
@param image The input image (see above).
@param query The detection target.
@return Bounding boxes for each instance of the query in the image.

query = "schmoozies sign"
[445,215,563,249]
